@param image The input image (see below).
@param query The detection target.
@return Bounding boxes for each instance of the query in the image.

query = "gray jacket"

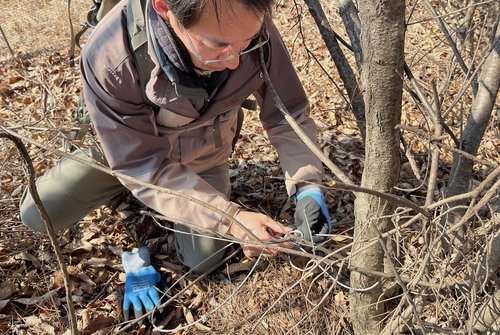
[80,1,323,234]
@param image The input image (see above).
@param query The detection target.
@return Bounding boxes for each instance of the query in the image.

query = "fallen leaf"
[14,289,59,305]
[0,299,10,312]
[16,251,41,267]
[223,259,257,276]
[78,272,96,286]
[0,83,13,96]
[81,313,113,335]
[0,282,17,300]
[63,239,93,254]
[188,292,204,309]
[184,307,211,332]
[8,76,22,84]
[24,315,42,326]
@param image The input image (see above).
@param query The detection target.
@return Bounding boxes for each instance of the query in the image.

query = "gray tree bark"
[337,0,362,69]
[444,17,500,243]
[303,0,366,141]
[349,0,406,333]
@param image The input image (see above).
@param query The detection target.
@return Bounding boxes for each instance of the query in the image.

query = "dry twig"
[0,131,78,335]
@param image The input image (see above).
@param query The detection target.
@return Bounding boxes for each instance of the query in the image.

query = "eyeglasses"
[182,26,269,64]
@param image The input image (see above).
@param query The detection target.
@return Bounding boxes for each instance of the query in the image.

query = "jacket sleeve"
[79,18,238,234]
[254,22,324,196]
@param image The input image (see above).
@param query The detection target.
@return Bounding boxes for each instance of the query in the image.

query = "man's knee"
[177,246,227,274]
[19,188,51,233]
[18,148,124,233]
[174,224,229,274]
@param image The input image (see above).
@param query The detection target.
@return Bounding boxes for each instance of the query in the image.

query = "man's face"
[167,1,265,72]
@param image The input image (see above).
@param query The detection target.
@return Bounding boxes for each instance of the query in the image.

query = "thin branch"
[425,81,444,206]
[258,48,355,186]
[445,177,500,237]
[441,47,489,119]
[396,123,497,168]
[0,132,78,335]
[403,64,439,125]
[336,0,362,69]
[427,166,500,211]
[302,0,366,140]
[373,224,427,333]
[323,180,431,218]
[0,125,261,243]
[423,0,476,94]
[407,1,494,27]
[290,5,351,109]
[0,23,15,59]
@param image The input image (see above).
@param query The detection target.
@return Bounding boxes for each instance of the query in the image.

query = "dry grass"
[1,0,500,334]
[1,0,89,61]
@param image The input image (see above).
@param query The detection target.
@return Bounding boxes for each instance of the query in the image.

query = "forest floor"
[1,0,500,334]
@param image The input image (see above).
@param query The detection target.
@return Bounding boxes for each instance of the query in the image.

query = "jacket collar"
[145,2,231,111]
[148,4,192,74]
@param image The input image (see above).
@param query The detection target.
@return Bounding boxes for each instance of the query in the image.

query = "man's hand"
[122,247,162,322]
[293,185,332,244]
[227,211,293,257]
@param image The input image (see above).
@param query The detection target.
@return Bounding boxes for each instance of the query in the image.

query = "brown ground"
[1,0,499,334]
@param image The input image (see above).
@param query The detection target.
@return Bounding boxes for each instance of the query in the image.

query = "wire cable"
[149,249,265,333]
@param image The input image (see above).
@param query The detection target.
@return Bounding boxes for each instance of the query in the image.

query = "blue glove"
[122,246,161,322]
[293,185,332,244]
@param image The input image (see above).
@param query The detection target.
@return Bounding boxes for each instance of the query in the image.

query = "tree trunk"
[304,0,366,141]
[444,18,500,243]
[473,289,500,332]
[350,0,405,333]
[337,0,362,70]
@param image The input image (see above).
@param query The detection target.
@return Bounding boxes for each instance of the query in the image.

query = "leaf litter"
[2,0,500,334]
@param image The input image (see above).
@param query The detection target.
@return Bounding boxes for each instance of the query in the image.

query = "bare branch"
[324,180,431,218]
[425,81,444,206]
[302,0,366,141]
[423,0,475,94]
[336,0,362,69]
[373,224,426,332]
[258,47,355,186]
[0,131,78,335]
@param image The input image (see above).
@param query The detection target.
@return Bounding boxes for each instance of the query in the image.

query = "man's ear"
[151,0,169,21]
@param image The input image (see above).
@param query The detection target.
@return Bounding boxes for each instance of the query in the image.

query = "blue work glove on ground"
[293,185,332,244]
[122,246,161,322]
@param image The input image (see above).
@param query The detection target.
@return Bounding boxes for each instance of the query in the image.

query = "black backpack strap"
[68,0,76,67]
[231,108,245,151]
[69,0,101,67]
[127,0,157,110]
[66,0,158,151]
[241,99,257,111]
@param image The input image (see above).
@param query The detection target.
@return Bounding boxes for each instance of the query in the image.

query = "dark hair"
[165,0,274,29]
